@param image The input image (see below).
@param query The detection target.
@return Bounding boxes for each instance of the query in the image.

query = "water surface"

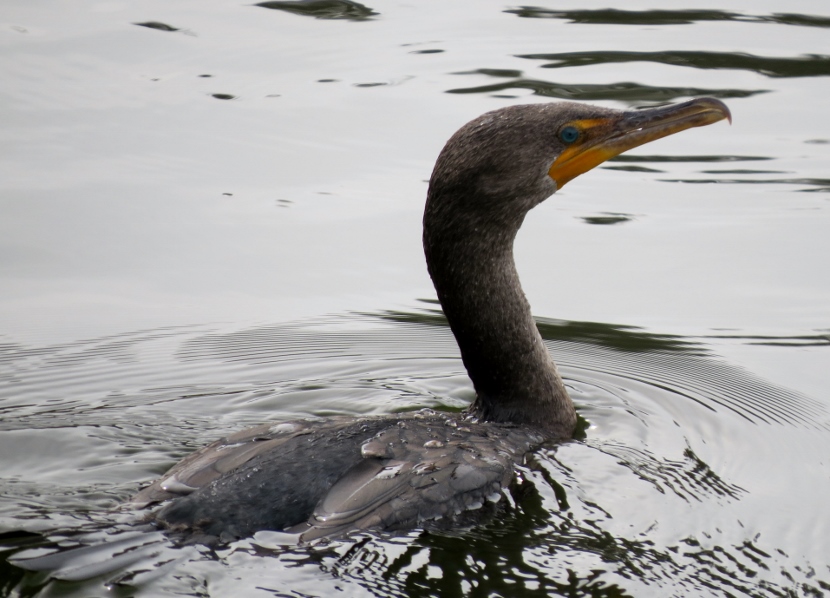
[1,1,829,596]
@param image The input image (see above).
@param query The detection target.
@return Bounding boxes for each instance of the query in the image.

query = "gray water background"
[1,1,829,596]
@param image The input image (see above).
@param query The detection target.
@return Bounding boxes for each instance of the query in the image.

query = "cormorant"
[129,98,730,544]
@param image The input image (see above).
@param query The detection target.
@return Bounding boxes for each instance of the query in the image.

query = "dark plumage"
[142,413,541,543]
[129,98,730,544]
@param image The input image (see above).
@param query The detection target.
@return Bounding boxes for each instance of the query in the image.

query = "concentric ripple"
[2,312,829,596]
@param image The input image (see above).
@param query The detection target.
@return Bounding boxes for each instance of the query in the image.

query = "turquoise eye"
[559,125,579,144]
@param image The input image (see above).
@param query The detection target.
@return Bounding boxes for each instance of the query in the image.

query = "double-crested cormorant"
[130,98,730,544]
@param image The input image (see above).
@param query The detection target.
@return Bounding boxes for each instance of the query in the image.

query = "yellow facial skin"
[549,97,731,188]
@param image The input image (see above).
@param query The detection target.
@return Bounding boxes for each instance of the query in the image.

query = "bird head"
[426,98,731,233]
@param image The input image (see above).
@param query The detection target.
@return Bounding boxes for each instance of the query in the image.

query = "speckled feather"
[130,410,541,543]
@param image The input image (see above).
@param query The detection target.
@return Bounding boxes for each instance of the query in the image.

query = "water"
[1,1,829,596]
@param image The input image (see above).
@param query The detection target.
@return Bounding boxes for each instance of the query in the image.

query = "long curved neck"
[423,196,576,439]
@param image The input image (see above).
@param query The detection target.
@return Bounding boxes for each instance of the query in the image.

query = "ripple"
[518,50,830,78]
[2,313,828,596]
[132,22,180,32]
[255,0,378,21]
[505,7,830,29]
[2,313,825,434]
[579,213,634,225]
[708,331,830,348]
[610,154,773,163]
[445,77,766,103]
[658,177,830,191]
[584,442,747,502]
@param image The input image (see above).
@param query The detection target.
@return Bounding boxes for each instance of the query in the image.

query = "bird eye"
[559,125,579,144]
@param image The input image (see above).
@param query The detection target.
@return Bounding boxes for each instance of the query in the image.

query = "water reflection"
[133,22,180,32]
[446,74,765,103]
[600,153,830,188]
[1,313,828,595]
[609,155,773,163]
[3,0,829,594]
[376,308,829,427]
[505,7,830,29]
[707,331,830,348]
[659,177,830,191]
[579,213,634,225]
[255,0,378,21]
[602,165,664,174]
[376,305,705,354]
[518,51,830,79]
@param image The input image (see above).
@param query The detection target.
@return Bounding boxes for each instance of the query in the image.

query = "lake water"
[1,1,829,596]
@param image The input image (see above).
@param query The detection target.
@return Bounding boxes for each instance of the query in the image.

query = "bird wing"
[127,417,355,508]
[291,417,535,541]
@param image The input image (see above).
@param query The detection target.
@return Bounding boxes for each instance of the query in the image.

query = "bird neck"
[423,204,576,439]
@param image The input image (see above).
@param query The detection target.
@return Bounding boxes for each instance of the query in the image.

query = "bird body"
[129,98,731,543]
[131,411,542,543]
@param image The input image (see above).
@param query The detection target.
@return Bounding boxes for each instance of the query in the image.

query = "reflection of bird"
[131,98,730,544]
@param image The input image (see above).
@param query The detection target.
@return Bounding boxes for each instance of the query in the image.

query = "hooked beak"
[549,97,731,188]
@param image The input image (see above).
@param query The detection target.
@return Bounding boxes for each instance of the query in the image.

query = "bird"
[128,98,731,545]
